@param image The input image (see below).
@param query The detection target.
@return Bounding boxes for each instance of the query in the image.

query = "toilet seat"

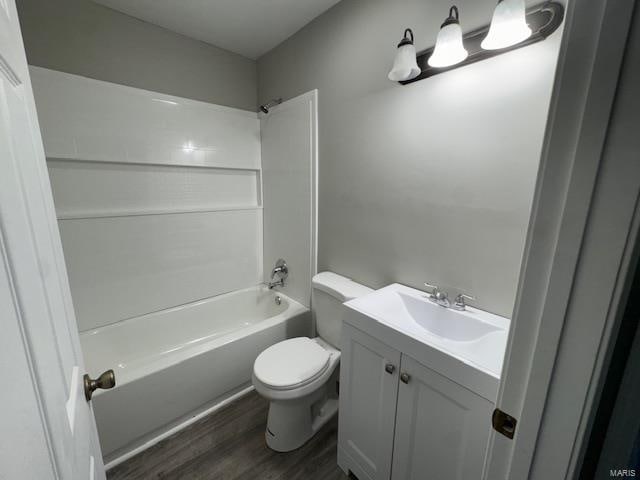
[253,337,331,390]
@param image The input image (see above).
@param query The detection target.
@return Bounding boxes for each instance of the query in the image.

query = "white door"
[391,355,492,480]
[0,1,106,479]
[338,323,401,480]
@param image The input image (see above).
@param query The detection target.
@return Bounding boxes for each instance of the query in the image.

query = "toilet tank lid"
[312,272,373,302]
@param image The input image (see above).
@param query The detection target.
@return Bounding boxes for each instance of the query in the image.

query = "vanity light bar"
[399,1,564,85]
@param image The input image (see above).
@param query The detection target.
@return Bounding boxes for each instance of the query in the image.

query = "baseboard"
[104,384,255,470]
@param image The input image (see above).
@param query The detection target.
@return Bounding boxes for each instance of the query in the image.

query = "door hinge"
[492,408,517,439]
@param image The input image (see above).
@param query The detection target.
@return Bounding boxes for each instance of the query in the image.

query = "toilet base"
[264,369,339,452]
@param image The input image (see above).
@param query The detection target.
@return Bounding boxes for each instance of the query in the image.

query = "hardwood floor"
[107,391,349,480]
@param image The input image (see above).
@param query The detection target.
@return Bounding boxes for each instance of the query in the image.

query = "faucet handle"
[271,259,288,279]
[423,283,440,295]
[454,293,475,310]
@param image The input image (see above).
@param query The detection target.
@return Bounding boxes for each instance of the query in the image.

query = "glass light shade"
[427,22,468,68]
[481,0,532,50]
[388,43,420,81]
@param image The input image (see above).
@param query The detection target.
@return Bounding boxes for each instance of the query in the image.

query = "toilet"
[252,271,372,452]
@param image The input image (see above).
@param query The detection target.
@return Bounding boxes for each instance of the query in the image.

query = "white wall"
[31,67,262,331]
[258,0,565,317]
[261,91,318,307]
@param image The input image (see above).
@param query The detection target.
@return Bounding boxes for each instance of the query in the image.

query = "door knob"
[400,372,411,384]
[385,363,396,374]
[84,370,116,401]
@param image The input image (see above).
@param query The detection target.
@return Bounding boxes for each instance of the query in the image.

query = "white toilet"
[252,271,372,452]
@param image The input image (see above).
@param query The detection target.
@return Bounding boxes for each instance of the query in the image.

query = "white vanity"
[337,284,510,480]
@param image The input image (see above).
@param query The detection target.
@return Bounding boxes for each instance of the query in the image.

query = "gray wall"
[17,0,256,111]
[258,0,564,317]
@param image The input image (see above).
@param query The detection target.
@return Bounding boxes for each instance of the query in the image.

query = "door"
[0,1,106,478]
[391,355,493,480]
[338,323,401,480]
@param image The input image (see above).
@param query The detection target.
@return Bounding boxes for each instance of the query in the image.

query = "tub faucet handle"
[271,258,288,279]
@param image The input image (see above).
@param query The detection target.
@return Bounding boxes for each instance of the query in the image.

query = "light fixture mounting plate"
[400,1,564,85]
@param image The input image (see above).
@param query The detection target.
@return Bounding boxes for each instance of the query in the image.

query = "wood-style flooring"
[107,391,349,480]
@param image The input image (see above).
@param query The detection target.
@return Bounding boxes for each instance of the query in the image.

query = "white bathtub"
[81,286,311,466]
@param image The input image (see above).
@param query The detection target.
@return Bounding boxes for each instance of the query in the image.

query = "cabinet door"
[339,323,401,480]
[391,355,493,480]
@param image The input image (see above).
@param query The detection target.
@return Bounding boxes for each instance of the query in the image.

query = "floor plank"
[107,391,349,480]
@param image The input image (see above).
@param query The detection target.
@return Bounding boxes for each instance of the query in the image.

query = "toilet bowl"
[252,272,372,452]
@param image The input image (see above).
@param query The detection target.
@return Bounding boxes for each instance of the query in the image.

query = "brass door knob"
[84,369,116,401]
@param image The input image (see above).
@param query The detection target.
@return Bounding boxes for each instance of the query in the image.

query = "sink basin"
[344,283,510,377]
[398,292,501,342]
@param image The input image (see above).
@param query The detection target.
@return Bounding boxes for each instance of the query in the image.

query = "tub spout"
[268,278,285,289]
[268,259,288,289]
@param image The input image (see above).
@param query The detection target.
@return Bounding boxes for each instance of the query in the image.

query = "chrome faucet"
[268,259,288,289]
[424,283,450,308]
[424,283,476,311]
[452,293,475,311]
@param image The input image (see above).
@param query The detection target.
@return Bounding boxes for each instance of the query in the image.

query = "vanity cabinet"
[338,323,401,480]
[391,354,493,480]
[338,323,493,480]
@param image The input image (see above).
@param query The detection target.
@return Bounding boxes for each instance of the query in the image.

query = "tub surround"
[31,66,263,332]
[261,91,318,307]
[30,66,260,170]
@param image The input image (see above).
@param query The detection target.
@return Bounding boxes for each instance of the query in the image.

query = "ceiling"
[92,0,342,60]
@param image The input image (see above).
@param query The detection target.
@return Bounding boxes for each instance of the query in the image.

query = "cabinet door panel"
[339,323,401,480]
[391,355,493,480]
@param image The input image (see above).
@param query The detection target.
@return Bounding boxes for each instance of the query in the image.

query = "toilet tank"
[312,272,373,349]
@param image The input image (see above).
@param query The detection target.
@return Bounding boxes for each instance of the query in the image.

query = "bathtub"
[81,286,311,466]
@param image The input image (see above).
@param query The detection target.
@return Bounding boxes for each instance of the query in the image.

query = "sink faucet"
[268,259,288,289]
[424,283,476,311]
[423,283,450,308]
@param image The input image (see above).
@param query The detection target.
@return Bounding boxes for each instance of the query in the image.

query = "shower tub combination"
[82,286,311,466]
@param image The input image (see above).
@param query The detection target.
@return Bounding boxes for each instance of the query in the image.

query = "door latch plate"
[492,408,517,439]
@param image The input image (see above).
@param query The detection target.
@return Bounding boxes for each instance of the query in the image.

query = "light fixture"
[390,2,563,84]
[427,6,468,68]
[388,28,421,82]
[481,0,532,50]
